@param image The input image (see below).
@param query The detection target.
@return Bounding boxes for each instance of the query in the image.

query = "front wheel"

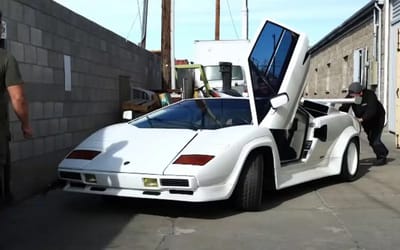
[233,153,264,211]
[340,138,359,181]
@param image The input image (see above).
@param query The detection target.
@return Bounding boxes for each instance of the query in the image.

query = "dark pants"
[364,123,389,160]
[0,134,10,202]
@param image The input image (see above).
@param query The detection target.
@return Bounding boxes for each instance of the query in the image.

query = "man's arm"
[338,94,351,112]
[361,91,378,122]
[7,84,33,138]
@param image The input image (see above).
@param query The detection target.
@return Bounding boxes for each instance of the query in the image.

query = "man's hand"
[21,124,33,139]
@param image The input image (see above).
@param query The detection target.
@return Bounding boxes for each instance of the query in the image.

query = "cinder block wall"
[1,0,161,200]
[304,20,375,98]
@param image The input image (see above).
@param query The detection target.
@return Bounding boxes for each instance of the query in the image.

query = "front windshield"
[248,21,298,123]
[204,65,244,81]
[130,98,251,130]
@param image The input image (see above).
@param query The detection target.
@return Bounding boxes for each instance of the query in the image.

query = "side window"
[248,21,299,123]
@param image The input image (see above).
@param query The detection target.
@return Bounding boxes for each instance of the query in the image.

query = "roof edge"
[309,0,377,54]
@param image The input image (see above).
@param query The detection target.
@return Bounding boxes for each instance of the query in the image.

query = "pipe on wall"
[374,2,382,99]
[383,0,390,114]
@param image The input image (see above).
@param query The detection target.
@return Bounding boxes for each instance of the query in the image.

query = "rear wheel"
[234,153,264,211]
[340,138,359,181]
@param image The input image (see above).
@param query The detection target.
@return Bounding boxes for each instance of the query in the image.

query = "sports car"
[58,19,361,211]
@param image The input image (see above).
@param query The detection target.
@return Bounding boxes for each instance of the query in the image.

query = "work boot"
[374,157,387,166]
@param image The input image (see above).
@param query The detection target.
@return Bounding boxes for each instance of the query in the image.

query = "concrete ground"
[0,132,399,250]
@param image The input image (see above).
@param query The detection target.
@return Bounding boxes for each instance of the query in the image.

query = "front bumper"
[58,169,232,202]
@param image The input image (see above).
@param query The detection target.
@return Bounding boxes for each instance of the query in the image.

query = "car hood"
[60,123,198,175]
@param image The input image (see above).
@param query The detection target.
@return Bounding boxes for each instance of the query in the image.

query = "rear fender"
[328,126,360,174]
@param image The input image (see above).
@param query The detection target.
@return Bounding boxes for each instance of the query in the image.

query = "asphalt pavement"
[0,131,399,250]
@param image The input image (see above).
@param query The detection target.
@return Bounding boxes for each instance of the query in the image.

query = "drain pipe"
[374,1,382,99]
[383,0,390,115]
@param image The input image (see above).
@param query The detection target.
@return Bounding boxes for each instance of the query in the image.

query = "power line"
[124,0,142,42]
[226,0,239,39]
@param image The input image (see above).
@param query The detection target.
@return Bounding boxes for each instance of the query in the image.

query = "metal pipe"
[383,0,390,114]
[374,2,382,99]
[140,0,148,48]
[170,0,176,89]
[241,0,248,40]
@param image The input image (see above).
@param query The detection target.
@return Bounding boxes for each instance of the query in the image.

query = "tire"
[234,153,264,211]
[340,138,359,182]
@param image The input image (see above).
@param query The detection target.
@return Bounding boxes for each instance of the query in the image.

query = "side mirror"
[122,110,133,120]
[270,93,289,109]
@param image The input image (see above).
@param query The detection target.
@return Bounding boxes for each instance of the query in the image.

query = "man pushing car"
[339,81,389,166]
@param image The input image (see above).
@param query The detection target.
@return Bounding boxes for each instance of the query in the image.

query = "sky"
[53,0,372,60]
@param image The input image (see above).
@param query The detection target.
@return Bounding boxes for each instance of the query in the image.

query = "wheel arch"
[230,142,278,199]
[329,126,360,175]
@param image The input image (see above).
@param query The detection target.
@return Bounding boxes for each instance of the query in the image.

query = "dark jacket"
[339,89,385,129]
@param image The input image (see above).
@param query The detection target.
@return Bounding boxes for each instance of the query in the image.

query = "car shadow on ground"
[33,156,388,221]
[260,157,389,211]
[88,156,386,218]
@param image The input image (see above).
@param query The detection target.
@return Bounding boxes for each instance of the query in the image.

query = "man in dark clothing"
[339,82,388,165]
[0,10,33,203]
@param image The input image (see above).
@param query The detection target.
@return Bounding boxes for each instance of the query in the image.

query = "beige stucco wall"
[304,19,377,99]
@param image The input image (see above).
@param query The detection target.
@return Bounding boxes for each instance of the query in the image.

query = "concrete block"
[68,116,83,131]
[33,138,44,156]
[54,102,63,117]
[38,119,49,137]
[0,2,9,18]
[23,5,36,26]
[43,67,54,83]
[48,51,63,69]
[49,119,59,135]
[42,32,54,50]
[17,23,30,44]
[53,69,64,85]
[32,65,42,83]
[9,41,24,62]
[9,1,24,22]
[44,136,55,154]
[55,134,64,151]
[30,27,42,47]
[30,102,44,120]
[64,133,73,148]
[44,102,55,118]
[37,48,48,66]
[10,121,24,141]
[59,118,68,133]
[24,44,37,64]
[100,40,107,51]
[9,141,21,162]
[19,139,34,160]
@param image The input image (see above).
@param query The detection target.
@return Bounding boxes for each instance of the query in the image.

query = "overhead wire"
[125,0,142,42]
[226,0,240,39]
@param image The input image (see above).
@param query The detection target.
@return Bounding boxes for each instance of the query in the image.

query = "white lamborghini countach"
[58,19,361,211]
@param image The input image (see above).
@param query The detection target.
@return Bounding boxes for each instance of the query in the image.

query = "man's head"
[348,82,363,96]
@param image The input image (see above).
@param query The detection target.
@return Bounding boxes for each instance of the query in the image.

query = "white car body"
[58,19,361,210]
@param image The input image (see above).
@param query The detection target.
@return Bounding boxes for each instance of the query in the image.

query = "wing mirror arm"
[270,93,289,109]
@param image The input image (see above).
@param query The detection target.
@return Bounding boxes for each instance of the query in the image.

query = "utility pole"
[139,0,148,48]
[215,0,220,40]
[161,0,171,90]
